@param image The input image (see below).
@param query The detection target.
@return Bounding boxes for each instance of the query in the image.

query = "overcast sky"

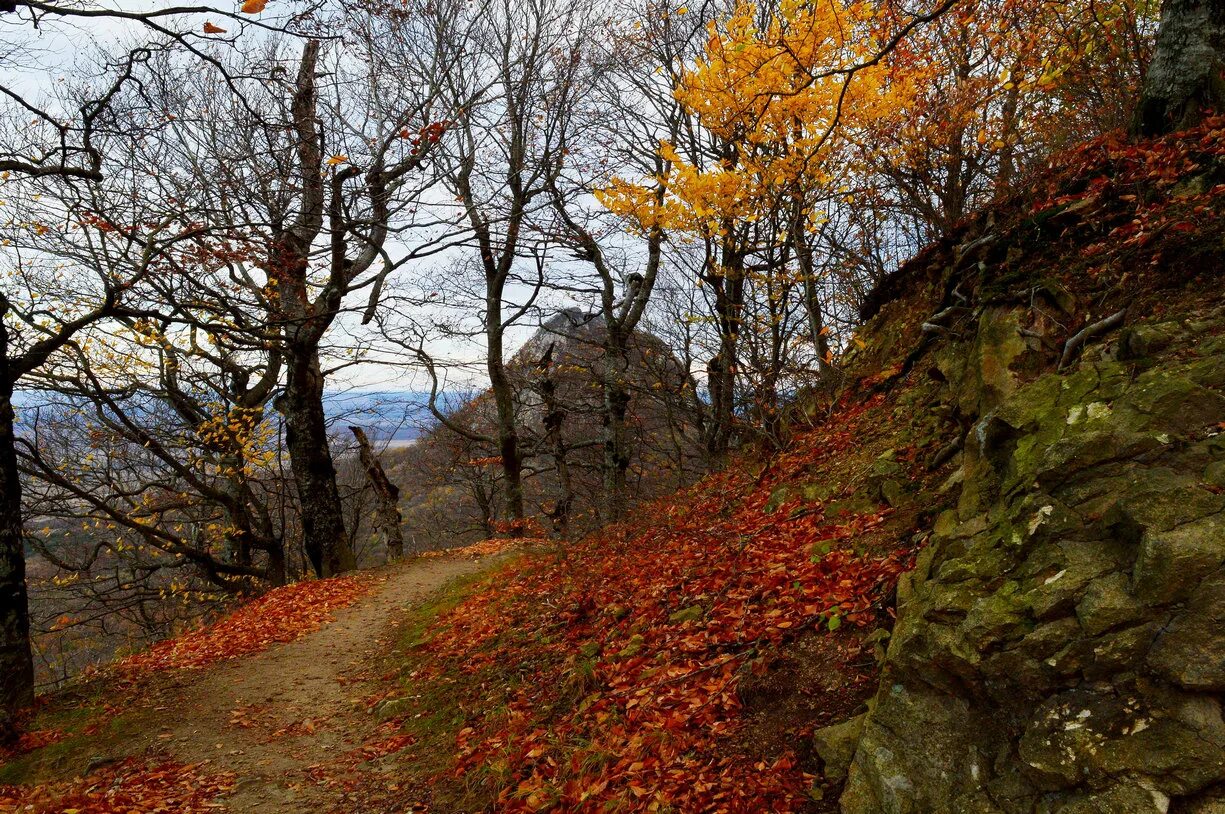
[0,1,611,395]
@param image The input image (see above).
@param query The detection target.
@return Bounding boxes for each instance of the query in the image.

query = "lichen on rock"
[842,304,1225,814]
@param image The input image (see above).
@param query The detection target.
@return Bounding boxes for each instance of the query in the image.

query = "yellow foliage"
[601,0,1153,245]
[600,0,894,250]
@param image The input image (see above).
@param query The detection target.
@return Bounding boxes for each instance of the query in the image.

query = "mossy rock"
[667,605,703,625]
[375,697,414,721]
[1119,320,1183,361]
[843,311,1225,814]
[1147,573,1225,691]
[812,713,865,783]
[825,492,880,519]
[615,634,645,659]
[765,481,837,513]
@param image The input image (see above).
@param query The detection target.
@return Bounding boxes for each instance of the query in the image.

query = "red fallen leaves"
[0,758,234,813]
[347,732,416,762]
[411,394,915,813]
[269,717,322,741]
[298,726,419,800]
[119,575,371,673]
[421,537,528,559]
[1035,118,1225,207]
[1027,117,1225,263]
[0,728,65,762]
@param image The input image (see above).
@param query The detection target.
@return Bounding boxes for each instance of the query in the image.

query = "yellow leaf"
[326,155,348,166]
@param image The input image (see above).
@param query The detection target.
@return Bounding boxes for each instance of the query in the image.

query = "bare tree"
[349,425,403,560]
[0,0,314,738]
[417,0,596,532]
[108,20,462,576]
[0,160,194,739]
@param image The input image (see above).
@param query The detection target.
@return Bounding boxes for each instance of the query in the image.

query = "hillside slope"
[3,121,1223,814]
[842,134,1225,811]
[0,556,495,813]
[380,120,1225,813]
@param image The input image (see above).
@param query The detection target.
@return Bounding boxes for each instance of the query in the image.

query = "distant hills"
[12,389,473,449]
[321,390,470,446]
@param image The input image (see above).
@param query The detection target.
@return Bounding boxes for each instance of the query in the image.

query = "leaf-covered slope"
[395,390,935,812]
[387,119,1225,814]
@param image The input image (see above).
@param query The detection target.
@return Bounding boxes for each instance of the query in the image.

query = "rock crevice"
[842,310,1225,814]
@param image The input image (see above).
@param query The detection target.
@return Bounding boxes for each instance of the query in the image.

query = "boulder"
[842,312,1225,814]
[811,713,865,783]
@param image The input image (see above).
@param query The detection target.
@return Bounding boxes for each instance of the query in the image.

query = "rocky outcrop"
[843,309,1225,813]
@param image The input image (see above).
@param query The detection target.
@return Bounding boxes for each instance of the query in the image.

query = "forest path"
[130,555,489,813]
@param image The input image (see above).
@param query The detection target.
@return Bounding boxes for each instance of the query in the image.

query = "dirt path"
[129,555,489,813]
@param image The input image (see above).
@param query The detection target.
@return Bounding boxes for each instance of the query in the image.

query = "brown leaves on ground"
[1029,116,1225,267]
[421,537,525,559]
[0,727,65,763]
[0,758,234,813]
[397,393,916,813]
[119,575,372,674]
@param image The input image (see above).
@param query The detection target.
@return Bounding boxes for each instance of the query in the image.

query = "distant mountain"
[12,388,472,448]
[323,390,476,445]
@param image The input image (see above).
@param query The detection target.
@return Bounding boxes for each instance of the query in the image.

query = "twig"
[926,434,964,471]
[920,322,955,337]
[925,304,967,326]
[953,233,997,271]
[1058,309,1127,370]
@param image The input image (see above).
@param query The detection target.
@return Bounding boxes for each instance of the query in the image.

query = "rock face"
[843,310,1225,813]
[814,714,867,783]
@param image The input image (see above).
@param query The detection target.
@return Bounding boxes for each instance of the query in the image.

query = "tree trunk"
[602,355,631,523]
[492,380,525,532]
[0,378,34,743]
[471,482,496,540]
[349,426,404,561]
[487,318,525,534]
[706,264,744,458]
[265,544,287,588]
[279,346,353,577]
[791,223,834,382]
[1134,0,1225,137]
[534,346,574,536]
[218,465,285,586]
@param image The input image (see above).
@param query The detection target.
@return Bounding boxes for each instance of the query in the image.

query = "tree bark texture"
[0,379,34,743]
[1134,0,1225,136]
[349,426,404,561]
[280,348,352,577]
[534,344,575,536]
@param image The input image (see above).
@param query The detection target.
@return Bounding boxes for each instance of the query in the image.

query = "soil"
[117,555,489,813]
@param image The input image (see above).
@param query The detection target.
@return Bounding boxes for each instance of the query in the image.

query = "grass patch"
[384,553,527,811]
[0,703,144,785]
[397,554,519,651]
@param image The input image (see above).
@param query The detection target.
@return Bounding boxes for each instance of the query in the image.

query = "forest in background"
[1,0,1218,747]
